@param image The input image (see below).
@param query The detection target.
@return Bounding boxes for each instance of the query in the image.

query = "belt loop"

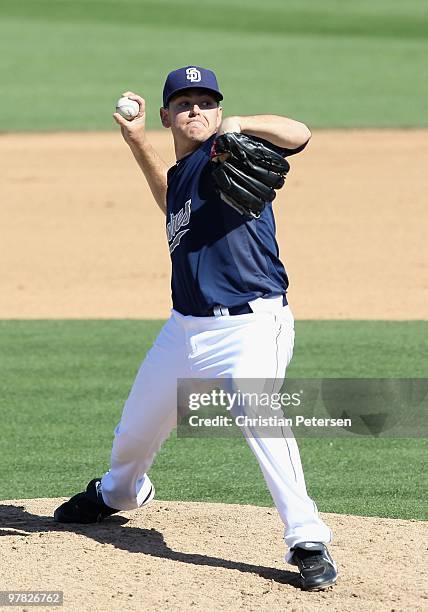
[213,305,230,316]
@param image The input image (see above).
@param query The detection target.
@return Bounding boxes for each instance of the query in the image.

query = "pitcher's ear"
[160,107,171,128]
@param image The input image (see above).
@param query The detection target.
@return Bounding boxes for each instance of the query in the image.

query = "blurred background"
[0,1,426,524]
[1,0,427,130]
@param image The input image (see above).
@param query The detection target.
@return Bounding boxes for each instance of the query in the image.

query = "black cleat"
[54,478,120,524]
[291,542,338,591]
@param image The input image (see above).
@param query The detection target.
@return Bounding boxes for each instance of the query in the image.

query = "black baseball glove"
[210,132,290,219]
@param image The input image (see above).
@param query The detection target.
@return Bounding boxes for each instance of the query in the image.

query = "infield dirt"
[1,130,427,319]
[1,130,427,611]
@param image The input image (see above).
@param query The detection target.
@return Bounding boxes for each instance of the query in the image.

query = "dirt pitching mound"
[0,498,426,611]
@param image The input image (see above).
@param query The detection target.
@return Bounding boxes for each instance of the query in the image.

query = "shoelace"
[299,554,324,569]
[294,549,326,567]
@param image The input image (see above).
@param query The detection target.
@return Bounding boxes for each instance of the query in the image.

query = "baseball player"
[54,66,338,591]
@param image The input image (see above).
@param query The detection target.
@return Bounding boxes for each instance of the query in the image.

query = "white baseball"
[116,96,139,120]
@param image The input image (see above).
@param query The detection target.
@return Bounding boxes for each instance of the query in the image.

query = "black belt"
[206,294,287,317]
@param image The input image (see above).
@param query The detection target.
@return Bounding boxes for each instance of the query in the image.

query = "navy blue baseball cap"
[162,66,223,107]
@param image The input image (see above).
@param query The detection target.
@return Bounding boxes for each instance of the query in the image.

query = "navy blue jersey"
[166,134,306,316]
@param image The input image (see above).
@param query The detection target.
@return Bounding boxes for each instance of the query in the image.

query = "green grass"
[0,0,427,130]
[0,320,427,520]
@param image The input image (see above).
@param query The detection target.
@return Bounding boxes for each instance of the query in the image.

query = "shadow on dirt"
[0,504,300,588]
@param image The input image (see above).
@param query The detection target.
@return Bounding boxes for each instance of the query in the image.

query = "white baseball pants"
[101,296,332,555]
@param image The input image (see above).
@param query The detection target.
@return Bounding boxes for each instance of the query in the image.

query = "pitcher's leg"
[244,432,332,551]
[241,309,331,549]
[243,308,331,549]
[101,315,186,510]
[191,306,332,551]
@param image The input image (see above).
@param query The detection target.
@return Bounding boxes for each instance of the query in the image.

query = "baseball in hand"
[116,96,139,120]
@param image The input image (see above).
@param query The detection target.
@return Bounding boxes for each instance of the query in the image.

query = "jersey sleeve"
[252,136,310,158]
[278,140,309,157]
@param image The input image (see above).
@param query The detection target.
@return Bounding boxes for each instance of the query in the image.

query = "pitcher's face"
[161,89,222,145]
